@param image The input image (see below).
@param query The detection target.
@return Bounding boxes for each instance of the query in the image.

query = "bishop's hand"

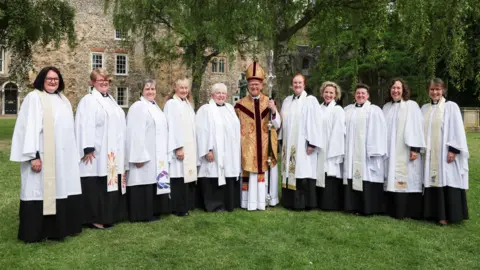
[268,99,277,114]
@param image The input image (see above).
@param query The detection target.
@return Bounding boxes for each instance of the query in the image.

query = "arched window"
[211,59,218,72]
[219,59,225,73]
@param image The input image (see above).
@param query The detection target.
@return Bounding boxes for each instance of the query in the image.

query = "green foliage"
[108,0,268,106]
[0,0,76,79]
[308,0,480,105]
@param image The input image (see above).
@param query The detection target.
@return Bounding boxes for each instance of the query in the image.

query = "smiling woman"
[9,66,83,243]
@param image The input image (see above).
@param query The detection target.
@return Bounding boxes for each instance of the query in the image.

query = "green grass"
[0,119,479,269]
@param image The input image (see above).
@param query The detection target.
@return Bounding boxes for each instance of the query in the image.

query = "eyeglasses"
[45,77,59,82]
[95,79,110,83]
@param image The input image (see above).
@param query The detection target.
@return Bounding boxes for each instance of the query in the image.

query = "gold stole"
[423,97,445,186]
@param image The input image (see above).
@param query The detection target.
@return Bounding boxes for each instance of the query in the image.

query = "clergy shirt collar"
[431,99,440,105]
[393,99,401,103]
[101,92,109,97]
[216,103,225,107]
[324,102,330,106]
[45,90,59,95]
[251,94,260,100]
[355,103,364,107]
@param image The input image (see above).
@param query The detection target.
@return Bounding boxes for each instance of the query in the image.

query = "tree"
[308,0,480,105]
[108,0,265,107]
[0,0,76,80]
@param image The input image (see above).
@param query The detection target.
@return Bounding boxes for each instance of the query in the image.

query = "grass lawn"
[0,118,479,269]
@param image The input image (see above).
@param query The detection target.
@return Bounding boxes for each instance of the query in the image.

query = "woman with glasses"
[125,79,171,221]
[11,66,83,242]
[196,83,241,212]
[75,68,127,229]
[422,78,469,225]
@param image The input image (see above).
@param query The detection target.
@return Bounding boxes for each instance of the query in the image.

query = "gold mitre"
[246,62,265,81]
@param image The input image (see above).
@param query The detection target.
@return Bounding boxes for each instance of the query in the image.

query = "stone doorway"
[3,82,18,114]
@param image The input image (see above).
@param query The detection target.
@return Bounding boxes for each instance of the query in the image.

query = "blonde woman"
[164,78,197,216]
[316,81,345,211]
[75,68,127,229]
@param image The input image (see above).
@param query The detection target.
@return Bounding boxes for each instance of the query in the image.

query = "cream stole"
[282,91,307,190]
[173,94,197,183]
[92,89,120,192]
[346,101,371,191]
[393,100,409,190]
[423,97,446,187]
[36,90,68,215]
[141,97,170,195]
[316,101,335,187]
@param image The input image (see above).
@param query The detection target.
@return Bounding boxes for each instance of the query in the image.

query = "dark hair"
[355,83,370,94]
[386,78,410,102]
[33,66,65,92]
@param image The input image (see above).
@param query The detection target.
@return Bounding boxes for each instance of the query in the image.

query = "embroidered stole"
[423,97,445,187]
[173,95,197,183]
[281,91,306,191]
[36,90,67,215]
[316,101,335,187]
[92,89,120,192]
[393,101,409,190]
[142,97,170,195]
[346,101,371,191]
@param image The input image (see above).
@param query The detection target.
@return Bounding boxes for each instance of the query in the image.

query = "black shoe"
[176,212,189,217]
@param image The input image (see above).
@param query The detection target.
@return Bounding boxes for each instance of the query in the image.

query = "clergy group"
[10,64,469,243]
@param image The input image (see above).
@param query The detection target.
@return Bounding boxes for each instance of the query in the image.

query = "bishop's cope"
[234,62,281,211]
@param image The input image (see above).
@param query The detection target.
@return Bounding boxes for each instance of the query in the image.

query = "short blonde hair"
[175,78,190,89]
[211,83,227,95]
[90,68,112,82]
[319,81,342,100]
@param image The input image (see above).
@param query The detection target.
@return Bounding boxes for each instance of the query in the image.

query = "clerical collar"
[216,103,225,107]
[393,99,401,103]
[431,99,440,105]
[45,90,59,95]
[101,92,109,97]
[324,102,330,106]
[355,103,364,107]
[151,101,155,104]
[293,95,300,99]
[251,95,260,100]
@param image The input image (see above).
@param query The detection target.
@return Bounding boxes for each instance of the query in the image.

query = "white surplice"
[75,88,126,193]
[10,91,82,201]
[164,97,197,181]
[317,101,345,186]
[278,92,322,189]
[125,97,169,194]
[196,100,241,185]
[344,103,387,186]
[383,100,425,192]
[421,101,469,189]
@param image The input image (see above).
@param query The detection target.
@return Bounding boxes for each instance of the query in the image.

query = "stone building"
[0,0,260,115]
